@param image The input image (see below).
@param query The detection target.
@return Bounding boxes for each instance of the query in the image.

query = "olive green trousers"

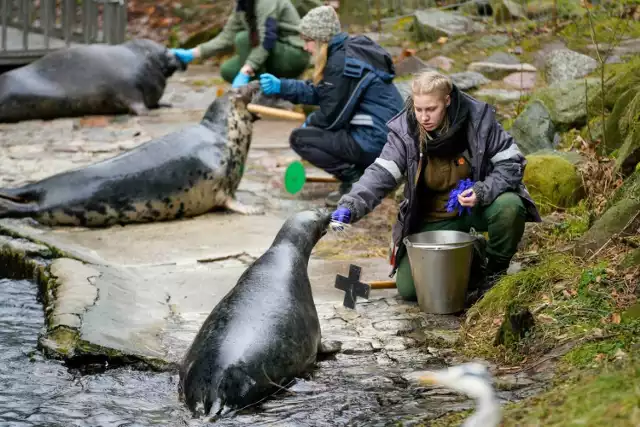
[220,31,311,83]
[395,192,527,300]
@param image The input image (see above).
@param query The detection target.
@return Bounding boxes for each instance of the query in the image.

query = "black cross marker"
[334,264,370,309]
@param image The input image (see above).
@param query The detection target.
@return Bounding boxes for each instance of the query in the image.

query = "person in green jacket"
[170,0,311,88]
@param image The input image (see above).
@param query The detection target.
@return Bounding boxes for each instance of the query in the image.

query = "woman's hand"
[457,188,477,207]
[240,64,254,76]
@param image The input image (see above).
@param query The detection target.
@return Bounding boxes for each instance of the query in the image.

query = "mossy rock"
[588,57,640,113]
[523,153,585,214]
[603,85,640,175]
[494,303,535,348]
[529,78,600,131]
[509,100,556,155]
[575,172,640,257]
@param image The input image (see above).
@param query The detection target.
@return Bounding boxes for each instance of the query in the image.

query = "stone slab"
[42,252,397,364]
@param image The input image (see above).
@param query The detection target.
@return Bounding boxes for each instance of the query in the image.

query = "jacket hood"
[330,32,397,82]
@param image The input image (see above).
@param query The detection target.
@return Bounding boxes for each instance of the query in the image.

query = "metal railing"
[0,0,127,65]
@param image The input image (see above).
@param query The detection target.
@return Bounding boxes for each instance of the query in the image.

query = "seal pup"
[0,81,264,227]
[0,38,186,123]
[178,208,332,417]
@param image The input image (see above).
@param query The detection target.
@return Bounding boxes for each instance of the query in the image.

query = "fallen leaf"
[493,318,502,326]
[437,36,448,44]
[594,353,606,362]
[611,313,621,324]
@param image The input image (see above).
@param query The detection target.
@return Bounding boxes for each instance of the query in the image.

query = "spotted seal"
[0,81,264,227]
[0,38,186,123]
[178,209,334,417]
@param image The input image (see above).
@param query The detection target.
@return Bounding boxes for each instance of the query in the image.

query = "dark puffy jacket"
[278,32,404,154]
[338,85,542,275]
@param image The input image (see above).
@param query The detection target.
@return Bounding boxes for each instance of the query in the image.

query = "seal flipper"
[0,196,39,218]
[223,197,264,215]
[127,101,150,116]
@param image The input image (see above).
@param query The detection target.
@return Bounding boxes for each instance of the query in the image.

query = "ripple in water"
[0,278,462,427]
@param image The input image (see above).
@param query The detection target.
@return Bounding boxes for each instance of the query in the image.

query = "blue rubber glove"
[170,48,194,64]
[446,178,475,216]
[259,73,281,95]
[301,120,307,128]
[232,72,250,88]
[331,206,351,224]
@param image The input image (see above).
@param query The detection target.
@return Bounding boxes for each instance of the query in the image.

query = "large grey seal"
[178,208,332,417]
[0,81,264,227]
[0,38,186,123]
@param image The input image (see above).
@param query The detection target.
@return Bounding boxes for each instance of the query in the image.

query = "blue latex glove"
[232,72,250,88]
[170,48,194,64]
[301,120,307,128]
[331,206,351,224]
[259,73,281,95]
[446,178,475,216]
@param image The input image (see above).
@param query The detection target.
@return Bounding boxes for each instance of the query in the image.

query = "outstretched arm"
[338,131,408,222]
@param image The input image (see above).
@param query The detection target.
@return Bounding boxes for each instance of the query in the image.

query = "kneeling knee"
[492,192,526,224]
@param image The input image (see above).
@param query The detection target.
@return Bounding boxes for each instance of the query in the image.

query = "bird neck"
[463,396,501,427]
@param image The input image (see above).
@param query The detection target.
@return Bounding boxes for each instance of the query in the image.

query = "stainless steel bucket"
[402,230,476,314]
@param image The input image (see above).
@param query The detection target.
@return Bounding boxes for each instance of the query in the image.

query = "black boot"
[325,167,363,207]
[465,255,511,308]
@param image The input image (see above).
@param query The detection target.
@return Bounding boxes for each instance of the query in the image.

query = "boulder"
[486,52,521,65]
[450,71,491,90]
[509,100,556,155]
[474,89,525,104]
[529,78,600,130]
[603,85,640,174]
[412,10,484,42]
[473,34,510,49]
[493,0,527,23]
[425,55,455,71]
[503,72,538,90]
[575,170,640,257]
[522,153,585,214]
[544,49,598,85]
[468,62,537,80]
[394,55,436,78]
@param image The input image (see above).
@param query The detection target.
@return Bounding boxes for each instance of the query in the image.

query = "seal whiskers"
[178,209,332,417]
[0,82,264,227]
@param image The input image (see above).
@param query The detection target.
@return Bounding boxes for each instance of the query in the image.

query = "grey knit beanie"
[298,6,341,42]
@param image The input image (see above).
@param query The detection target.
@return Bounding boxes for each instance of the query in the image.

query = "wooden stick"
[368,280,397,289]
[247,104,306,121]
[305,175,339,183]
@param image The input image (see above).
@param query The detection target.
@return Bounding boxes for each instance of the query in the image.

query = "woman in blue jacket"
[258,5,403,206]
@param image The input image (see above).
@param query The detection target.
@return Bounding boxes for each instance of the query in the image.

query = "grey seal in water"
[0,81,264,227]
[0,38,186,123]
[178,208,334,417]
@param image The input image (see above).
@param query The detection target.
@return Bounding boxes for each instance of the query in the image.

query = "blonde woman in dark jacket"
[331,70,542,301]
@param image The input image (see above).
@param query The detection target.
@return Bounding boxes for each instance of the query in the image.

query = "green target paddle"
[284,160,306,194]
[283,161,339,194]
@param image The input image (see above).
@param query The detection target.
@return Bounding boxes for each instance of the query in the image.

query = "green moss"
[40,326,79,357]
[551,200,592,240]
[602,87,639,155]
[501,359,640,426]
[523,153,585,214]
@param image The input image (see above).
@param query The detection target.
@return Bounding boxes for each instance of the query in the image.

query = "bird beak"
[405,370,438,385]
[416,373,437,385]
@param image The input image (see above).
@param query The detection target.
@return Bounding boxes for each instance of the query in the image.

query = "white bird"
[406,362,502,427]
